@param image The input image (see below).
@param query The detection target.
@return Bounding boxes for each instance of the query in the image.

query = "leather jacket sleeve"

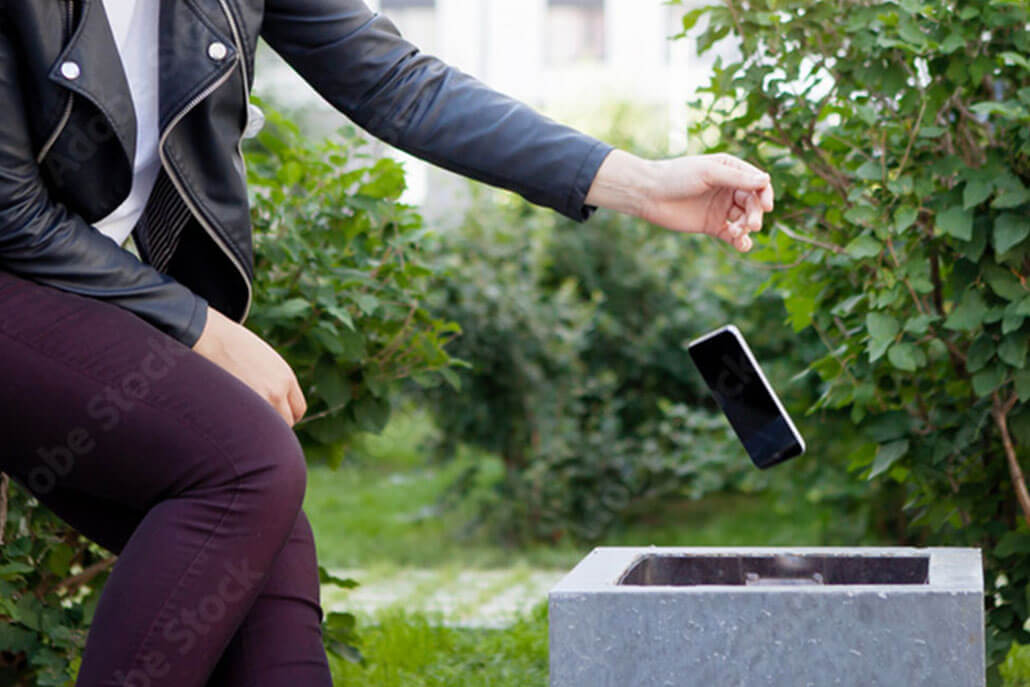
[0,24,209,346]
[261,0,615,222]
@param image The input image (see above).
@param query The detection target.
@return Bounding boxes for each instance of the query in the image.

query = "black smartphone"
[687,325,805,469]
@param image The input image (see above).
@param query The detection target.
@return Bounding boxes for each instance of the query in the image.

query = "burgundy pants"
[0,268,333,687]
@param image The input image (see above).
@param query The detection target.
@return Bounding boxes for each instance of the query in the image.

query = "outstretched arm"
[261,0,773,250]
[262,0,614,223]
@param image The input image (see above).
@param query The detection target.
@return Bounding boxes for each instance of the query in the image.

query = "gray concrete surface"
[549,547,984,687]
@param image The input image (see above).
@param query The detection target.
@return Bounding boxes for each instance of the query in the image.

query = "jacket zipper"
[218,0,253,187]
[157,2,253,323]
[36,0,76,164]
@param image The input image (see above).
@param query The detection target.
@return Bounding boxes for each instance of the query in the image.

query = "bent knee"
[235,417,308,526]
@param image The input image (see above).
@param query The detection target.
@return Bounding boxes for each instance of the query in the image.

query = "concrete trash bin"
[549,547,984,687]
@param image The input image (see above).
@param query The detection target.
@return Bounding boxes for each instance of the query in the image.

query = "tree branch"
[53,557,117,596]
[776,224,847,254]
[992,392,1030,528]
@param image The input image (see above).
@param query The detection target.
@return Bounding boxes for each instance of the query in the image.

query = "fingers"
[704,154,771,191]
[715,218,752,252]
[745,192,762,233]
[271,392,295,427]
[759,182,774,212]
[287,378,308,425]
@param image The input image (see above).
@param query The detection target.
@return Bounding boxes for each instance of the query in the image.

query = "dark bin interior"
[618,554,929,586]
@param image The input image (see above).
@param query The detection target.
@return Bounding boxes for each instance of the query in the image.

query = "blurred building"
[254,0,724,223]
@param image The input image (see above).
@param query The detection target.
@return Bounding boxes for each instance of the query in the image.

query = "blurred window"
[546,0,605,65]
[380,0,438,55]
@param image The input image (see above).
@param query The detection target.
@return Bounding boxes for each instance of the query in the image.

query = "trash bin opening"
[617,554,929,586]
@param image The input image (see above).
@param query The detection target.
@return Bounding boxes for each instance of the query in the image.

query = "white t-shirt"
[94,0,162,247]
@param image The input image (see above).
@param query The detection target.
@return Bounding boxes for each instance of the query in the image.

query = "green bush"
[246,105,463,465]
[677,0,1030,674]
[419,172,823,543]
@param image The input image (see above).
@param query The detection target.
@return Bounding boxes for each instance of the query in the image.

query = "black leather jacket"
[0,0,614,346]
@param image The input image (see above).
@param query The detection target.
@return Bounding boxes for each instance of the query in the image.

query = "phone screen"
[688,327,804,469]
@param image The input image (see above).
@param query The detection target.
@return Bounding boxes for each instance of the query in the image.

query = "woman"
[0,0,773,684]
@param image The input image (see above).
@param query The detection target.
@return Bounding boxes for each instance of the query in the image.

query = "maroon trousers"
[0,268,332,686]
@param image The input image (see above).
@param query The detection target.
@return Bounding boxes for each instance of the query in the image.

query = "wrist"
[584,149,657,218]
[192,306,225,357]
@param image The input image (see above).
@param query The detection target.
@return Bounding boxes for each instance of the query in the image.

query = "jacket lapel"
[158,0,238,134]
[48,0,137,167]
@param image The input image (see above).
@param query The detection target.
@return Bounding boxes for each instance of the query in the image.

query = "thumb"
[702,156,770,191]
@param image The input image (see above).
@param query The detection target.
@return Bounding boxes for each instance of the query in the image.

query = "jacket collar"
[157,0,239,132]
[46,0,239,164]
[48,0,137,165]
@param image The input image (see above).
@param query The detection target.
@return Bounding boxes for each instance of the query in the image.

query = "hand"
[585,150,775,252]
[192,306,307,426]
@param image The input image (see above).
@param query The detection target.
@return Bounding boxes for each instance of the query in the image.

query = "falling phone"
[687,325,806,469]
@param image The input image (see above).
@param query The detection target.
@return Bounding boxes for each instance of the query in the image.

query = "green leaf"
[318,566,360,590]
[845,235,882,258]
[1002,312,1025,334]
[867,312,900,341]
[983,264,1028,302]
[1015,368,1030,402]
[969,101,1027,118]
[995,531,1030,558]
[944,289,987,331]
[0,623,39,655]
[998,333,1028,369]
[894,205,919,233]
[888,342,925,371]
[336,329,366,363]
[956,224,988,262]
[994,213,1029,255]
[440,367,462,392]
[992,174,1030,209]
[869,440,909,479]
[310,323,345,356]
[324,304,356,331]
[936,206,973,241]
[904,314,938,335]
[679,6,708,32]
[0,561,35,579]
[352,293,380,316]
[351,394,391,434]
[972,365,1006,397]
[855,160,882,181]
[277,160,304,187]
[866,312,900,361]
[785,294,816,332]
[261,298,311,320]
[963,179,993,209]
[314,361,352,407]
[966,336,996,373]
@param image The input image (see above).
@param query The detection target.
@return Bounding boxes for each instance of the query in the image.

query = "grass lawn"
[329,606,549,687]
[303,409,853,573]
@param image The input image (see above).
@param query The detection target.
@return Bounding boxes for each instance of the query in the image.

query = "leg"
[206,511,332,687]
[21,493,331,687]
[0,269,315,686]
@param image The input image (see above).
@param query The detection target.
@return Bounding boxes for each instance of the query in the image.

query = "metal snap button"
[60,61,81,80]
[208,42,228,61]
